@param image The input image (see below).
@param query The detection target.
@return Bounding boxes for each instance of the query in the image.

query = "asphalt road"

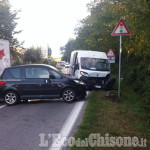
[0,98,87,150]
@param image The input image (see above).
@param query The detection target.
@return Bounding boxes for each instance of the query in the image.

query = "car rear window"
[2,68,21,79]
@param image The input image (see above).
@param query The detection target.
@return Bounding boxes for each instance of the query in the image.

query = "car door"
[21,66,50,99]
[41,69,64,98]
[70,52,78,76]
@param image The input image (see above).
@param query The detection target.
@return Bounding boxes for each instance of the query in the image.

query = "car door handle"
[45,79,51,83]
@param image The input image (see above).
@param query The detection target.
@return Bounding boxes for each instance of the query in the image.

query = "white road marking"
[50,101,85,150]
[0,105,6,109]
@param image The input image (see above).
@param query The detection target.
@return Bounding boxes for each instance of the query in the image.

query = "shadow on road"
[0,99,4,105]
[0,93,89,106]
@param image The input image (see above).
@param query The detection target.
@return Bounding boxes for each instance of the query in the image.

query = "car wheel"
[4,91,19,105]
[62,88,76,102]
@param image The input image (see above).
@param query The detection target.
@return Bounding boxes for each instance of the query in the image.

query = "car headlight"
[74,79,85,85]
[80,71,89,77]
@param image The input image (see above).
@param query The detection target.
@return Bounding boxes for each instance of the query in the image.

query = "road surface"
[0,97,88,150]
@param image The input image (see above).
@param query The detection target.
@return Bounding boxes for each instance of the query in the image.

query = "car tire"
[62,88,76,102]
[4,91,19,105]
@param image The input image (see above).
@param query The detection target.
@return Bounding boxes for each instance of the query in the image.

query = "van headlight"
[80,71,89,77]
[74,79,85,85]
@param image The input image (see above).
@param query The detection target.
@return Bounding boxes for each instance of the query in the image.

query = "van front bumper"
[80,75,116,91]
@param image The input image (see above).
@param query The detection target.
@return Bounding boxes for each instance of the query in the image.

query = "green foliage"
[42,58,56,67]
[60,38,79,62]
[0,0,23,65]
[42,58,49,64]
[23,46,42,63]
[124,62,150,110]
[61,0,150,61]
[50,60,56,67]
[61,0,150,110]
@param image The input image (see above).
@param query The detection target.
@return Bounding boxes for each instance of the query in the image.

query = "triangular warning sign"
[111,19,131,36]
[107,49,115,57]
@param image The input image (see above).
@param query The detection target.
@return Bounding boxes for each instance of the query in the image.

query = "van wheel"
[4,91,19,105]
[62,88,76,102]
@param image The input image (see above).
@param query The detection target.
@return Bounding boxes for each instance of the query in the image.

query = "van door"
[70,52,78,76]
[74,57,80,78]
[69,52,74,76]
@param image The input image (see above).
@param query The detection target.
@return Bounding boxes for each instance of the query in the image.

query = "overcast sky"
[9,0,92,58]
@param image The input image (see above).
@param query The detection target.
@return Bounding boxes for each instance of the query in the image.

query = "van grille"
[89,77,105,85]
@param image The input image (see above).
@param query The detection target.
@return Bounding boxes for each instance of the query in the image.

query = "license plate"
[95,85,102,88]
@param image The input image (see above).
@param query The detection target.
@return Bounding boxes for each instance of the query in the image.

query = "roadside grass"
[70,88,150,150]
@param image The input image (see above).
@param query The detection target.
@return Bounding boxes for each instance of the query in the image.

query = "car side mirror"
[49,74,55,79]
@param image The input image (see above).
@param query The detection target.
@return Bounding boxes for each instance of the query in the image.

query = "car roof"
[5,64,55,69]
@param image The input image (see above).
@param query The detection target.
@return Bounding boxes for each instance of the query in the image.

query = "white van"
[69,50,115,90]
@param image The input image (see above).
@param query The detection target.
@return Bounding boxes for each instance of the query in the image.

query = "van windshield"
[81,57,110,71]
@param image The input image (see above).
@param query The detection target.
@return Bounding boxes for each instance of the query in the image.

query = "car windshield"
[81,57,110,71]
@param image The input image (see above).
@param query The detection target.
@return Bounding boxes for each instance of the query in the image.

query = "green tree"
[0,0,23,64]
[60,0,150,109]
[60,38,78,62]
[61,0,150,62]
[23,46,42,63]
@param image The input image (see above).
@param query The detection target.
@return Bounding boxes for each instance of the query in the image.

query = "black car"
[0,64,86,105]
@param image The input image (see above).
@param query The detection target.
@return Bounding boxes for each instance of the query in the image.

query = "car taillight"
[0,81,6,87]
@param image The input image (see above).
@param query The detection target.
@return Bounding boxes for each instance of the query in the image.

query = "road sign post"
[111,19,131,98]
[118,35,122,98]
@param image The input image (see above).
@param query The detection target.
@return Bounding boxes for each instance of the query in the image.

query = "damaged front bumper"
[80,75,116,91]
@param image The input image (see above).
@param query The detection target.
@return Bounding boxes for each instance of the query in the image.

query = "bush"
[124,62,150,110]
[50,60,56,67]
[42,59,49,64]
